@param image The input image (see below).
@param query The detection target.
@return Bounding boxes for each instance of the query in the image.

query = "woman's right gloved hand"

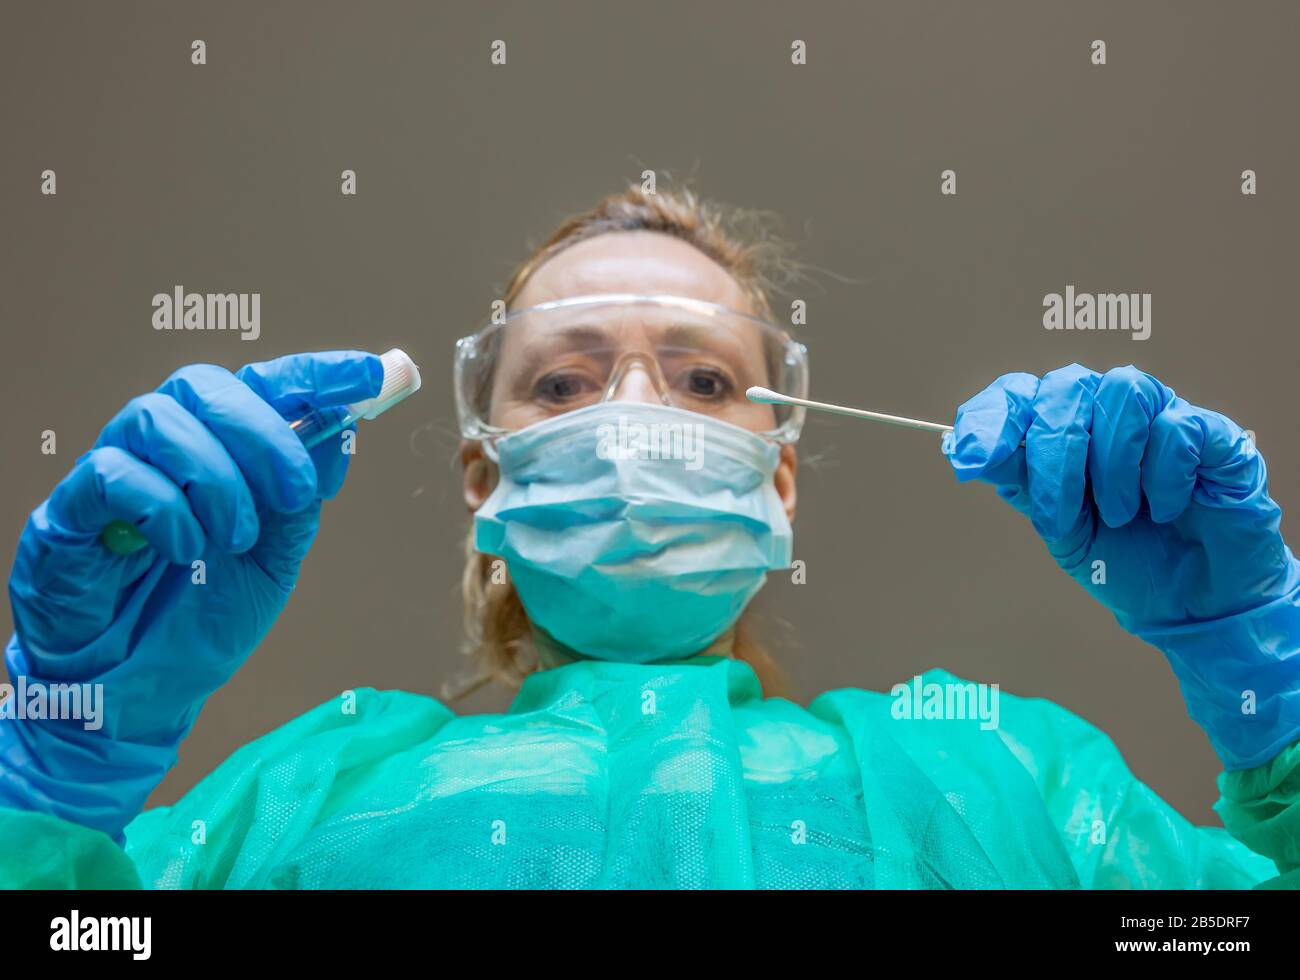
[0,350,383,843]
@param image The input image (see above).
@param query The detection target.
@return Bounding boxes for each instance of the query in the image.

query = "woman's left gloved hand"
[947,363,1300,770]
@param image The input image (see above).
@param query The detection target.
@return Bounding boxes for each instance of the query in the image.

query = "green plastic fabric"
[0,657,1294,889]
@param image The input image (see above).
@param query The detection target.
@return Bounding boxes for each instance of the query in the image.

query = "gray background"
[2,0,1296,823]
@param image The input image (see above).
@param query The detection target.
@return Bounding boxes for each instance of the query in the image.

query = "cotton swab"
[746,386,954,435]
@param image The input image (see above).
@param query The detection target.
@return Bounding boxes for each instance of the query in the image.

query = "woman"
[1,185,1297,889]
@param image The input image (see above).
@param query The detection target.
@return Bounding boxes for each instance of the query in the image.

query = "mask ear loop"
[601,351,675,408]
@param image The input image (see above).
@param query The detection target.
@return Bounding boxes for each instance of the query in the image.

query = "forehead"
[512,230,756,313]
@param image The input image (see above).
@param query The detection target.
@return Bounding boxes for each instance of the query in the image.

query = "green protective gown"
[1,658,1296,889]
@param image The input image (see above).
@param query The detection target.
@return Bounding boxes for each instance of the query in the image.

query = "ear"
[460,439,496,512]
[774,443,798,523]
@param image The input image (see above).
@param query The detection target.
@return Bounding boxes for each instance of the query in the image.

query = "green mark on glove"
[102,519,150,555]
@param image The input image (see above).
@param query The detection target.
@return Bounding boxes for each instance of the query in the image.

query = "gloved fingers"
[233,353,381,502]
[1184,405,1264,502]
[307,425,355,500]
[983,452,1033,519]
[1140,399,1201,523]
[1086,366,1175,528]
[247,501,324,590]
[156,363,317,514]
[947,372,1039,482]
[95,392,260,553]
[47,446,205,564]
[1144,399,1263,521]
[1026,363,1101,540]
[234,350,384,415]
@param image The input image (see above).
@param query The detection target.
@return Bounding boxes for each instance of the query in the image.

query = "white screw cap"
[347,348,422,420]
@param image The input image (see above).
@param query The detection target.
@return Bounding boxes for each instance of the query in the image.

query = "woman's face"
[461,230,798,520]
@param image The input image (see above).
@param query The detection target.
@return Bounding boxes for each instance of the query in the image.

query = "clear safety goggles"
[453,294,809,444]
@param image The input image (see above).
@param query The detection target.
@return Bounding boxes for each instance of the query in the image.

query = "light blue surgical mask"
[474,401,794,663]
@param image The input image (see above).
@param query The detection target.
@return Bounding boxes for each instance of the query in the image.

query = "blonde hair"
[453,182,798,701]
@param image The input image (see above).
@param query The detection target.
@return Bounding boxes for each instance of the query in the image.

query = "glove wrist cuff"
[1140,583,1300,771]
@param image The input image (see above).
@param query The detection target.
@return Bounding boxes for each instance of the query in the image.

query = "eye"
[532,370,597,404]
[660,363,733,400]
[682,365,734,400]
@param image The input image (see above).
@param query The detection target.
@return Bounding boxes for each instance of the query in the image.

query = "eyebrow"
[512,324,616,361]
[658,323,716,346]
[509,320,757,367]
[658,323,755,362]
[549,320,741,345]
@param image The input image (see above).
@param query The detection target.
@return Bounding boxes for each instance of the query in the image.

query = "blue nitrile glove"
[947,363,1300,770]
[1,351,383,841]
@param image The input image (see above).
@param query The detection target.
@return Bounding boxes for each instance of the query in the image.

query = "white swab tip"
[746,386,783,405]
